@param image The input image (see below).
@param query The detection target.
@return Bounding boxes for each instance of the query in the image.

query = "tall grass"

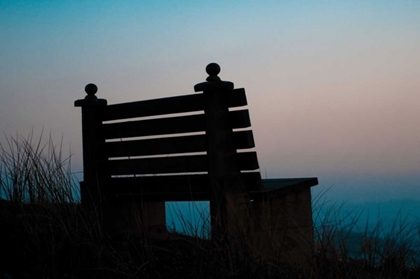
[312,194,420,278]
[1,133,420,278]
[0,131,78,203]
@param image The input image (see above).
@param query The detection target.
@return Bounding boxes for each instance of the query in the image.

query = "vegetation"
[1,134,420,278]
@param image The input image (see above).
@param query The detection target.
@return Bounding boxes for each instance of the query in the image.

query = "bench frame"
[75,63,318,241]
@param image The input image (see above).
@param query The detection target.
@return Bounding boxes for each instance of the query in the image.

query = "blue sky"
[1,0,420,205]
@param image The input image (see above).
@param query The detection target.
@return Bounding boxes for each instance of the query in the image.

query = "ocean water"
[166,200,420,234]
[166,201,210,238]
[166,199,420,255]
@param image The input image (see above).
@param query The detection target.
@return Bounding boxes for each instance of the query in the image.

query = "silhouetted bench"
[75,63,318,241]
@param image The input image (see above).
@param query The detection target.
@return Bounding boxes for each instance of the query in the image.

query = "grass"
[312,195,420,278]
[1,133,420,278]
[0,130,77,203]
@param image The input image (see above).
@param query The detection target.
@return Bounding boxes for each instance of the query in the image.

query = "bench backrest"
[75,63,262,204]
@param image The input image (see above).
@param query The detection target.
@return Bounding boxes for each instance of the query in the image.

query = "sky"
[1,0,420,206]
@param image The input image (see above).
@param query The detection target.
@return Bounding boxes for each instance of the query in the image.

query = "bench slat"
[102,88,247,121]
[107,172,262,201]
[108,154,208,175]
[233,130,255,150]
[114,193,210,202]
[107,152,259,175]
[105,130,255,157]
[237,151,259,170]
[102,114,205,139]
[229,109,251,130]
[106,134,206,157]
[102,110,251,140]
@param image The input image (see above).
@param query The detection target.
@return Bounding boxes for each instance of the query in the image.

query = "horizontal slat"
[108,155,208,175]
[107,172,262,201]
[103,94,204,121]
[229,88,247,108]
[102,109,251,140]
[233,130,255,150]
[107,152,259,175]
[102,88,247,121]
[105,130,255,157]
[110,174,210,193]
[81,178,210,203]
[237,151,259,170]
[106,134,206,157]
[102,114,206,139]
[229,110,251,129]
[114,193,210,202]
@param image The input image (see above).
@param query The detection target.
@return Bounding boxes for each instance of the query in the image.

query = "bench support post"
[195,63,247,240]
[75,84,108,226]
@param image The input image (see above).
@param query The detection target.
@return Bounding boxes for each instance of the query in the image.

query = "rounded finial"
[206,63,221,81]
[85,83,98,96]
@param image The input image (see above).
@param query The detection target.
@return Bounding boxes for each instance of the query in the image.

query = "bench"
[75,63,318,240]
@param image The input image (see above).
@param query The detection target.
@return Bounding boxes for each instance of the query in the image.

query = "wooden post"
[74,84,108,221]
[194,63,243,240]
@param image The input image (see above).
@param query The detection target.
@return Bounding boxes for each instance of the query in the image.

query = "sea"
[166,198,420,262]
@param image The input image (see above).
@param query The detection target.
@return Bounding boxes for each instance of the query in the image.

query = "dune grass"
[1,134,420,278]
[311,195,420,278]
[0,130,78,203]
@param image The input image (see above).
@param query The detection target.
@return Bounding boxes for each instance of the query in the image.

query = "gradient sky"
[1,0,420,204]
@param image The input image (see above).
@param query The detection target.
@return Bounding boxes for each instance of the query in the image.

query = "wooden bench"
[75,63,318,240]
